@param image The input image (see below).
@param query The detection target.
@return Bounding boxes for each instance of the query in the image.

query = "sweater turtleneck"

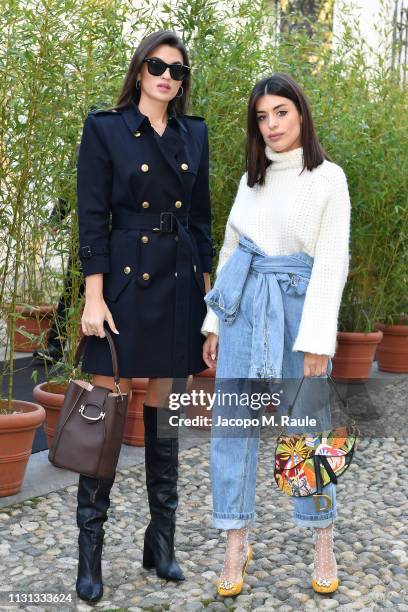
[265,144,304,171]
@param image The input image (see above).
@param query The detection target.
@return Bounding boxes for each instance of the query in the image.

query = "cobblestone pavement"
[0,381,407,611]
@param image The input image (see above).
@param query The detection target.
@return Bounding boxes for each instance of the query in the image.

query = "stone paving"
[0,379,407,611]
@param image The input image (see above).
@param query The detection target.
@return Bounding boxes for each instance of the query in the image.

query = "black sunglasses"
[143,57,190,81]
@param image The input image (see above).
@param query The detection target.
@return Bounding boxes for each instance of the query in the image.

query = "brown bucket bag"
[48,327,128,479]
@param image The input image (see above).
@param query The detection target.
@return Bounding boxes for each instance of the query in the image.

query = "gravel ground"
[0,379,407,612]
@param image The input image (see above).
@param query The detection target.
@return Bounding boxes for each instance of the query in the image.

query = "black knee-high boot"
[142,403,185,581]
[76,474,116,602]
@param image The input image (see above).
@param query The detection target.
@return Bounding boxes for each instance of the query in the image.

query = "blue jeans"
[211,268,337,529]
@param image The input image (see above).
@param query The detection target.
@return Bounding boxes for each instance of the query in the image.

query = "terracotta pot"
[332,330,383,381]
[32,381,68,448]
[374,323,408,373]
[6,304,56,352]
[0,400,46,497]
[185,368,215,430]
[123,378,149,446]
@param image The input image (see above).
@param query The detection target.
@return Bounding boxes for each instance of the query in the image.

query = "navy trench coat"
[76,101,214,378]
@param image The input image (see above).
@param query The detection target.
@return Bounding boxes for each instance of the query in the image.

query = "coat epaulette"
[89,107,120,115]
[184,114,205,121]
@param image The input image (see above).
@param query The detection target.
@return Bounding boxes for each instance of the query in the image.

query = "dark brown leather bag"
[48,328,128,479]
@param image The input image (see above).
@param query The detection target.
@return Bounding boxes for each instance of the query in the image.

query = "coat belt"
[111,211,202,378]
[111,211,189,232]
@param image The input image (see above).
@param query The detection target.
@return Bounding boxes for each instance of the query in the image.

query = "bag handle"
[288,373,348,417]
[72,323,121,388]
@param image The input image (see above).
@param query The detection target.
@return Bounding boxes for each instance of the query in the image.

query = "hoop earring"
[136,80,141,90]
[176,86,183,98]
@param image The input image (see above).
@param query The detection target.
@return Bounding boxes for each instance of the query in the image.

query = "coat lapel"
[120,103,197,185]
[120,102,147,134]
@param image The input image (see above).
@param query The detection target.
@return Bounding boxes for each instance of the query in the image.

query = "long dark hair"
[246,73,330,187]
[113,30,191,115]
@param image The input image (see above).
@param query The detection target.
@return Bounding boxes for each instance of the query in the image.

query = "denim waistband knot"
[204,234,314,378]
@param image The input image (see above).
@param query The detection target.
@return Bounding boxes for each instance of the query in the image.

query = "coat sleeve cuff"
[80,256,110,277]
[200,254,213,273]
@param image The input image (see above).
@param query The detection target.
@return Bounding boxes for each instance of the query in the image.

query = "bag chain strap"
[288,374,349,418]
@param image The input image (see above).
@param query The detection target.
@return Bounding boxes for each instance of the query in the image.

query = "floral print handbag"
[274,375,358,498]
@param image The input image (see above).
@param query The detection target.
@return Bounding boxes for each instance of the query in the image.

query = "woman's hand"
[81,295,119,338]
[82,273,119,337]
[304,352,329,377]
[203,332,219,369]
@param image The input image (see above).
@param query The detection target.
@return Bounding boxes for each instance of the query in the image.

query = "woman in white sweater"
[201,73,351,596]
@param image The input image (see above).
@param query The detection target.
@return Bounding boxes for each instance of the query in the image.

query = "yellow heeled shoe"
[216,544,253,597]
[312,524,339,593]
[312,577,339,593]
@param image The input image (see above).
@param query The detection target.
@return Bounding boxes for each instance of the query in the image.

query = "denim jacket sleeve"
[200,177,245,337]
[200,214,241,336]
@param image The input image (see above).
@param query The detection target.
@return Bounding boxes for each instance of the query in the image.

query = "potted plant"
[0,399,46,497]
[333,276,384,381]
[9,302,55,353]
[334,209,407,381]
[32,361,83,448]
[375,319,408,373]
[0,265,46,497]
[328,70,408,380]
[375,295,408,373]
[3,232,60,353]
[3,260,58,353]
[32,244,89,447]
[0,138,47,498]
[373,244,408,373]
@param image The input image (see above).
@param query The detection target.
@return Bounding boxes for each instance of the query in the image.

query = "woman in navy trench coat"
[74,30,214,603]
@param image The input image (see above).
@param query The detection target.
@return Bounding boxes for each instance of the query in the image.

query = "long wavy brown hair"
[112,30,191,115]
[246,73,331,187]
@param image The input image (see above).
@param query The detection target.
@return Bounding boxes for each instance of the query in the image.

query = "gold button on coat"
[175,200,182,208]
[142,273,150,281]
[181,163,189,171]
[124,266,131,274]
[142,201,150,208]
[141,163,149,172]
[141,235,149,243]
[134,131,141,138]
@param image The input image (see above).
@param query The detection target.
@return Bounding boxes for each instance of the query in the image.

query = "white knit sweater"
[201,145,351,357]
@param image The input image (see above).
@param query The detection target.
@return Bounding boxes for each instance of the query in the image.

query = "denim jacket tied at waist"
[204,234,314,379]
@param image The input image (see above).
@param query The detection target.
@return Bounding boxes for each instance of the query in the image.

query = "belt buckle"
[160,212,173,233]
